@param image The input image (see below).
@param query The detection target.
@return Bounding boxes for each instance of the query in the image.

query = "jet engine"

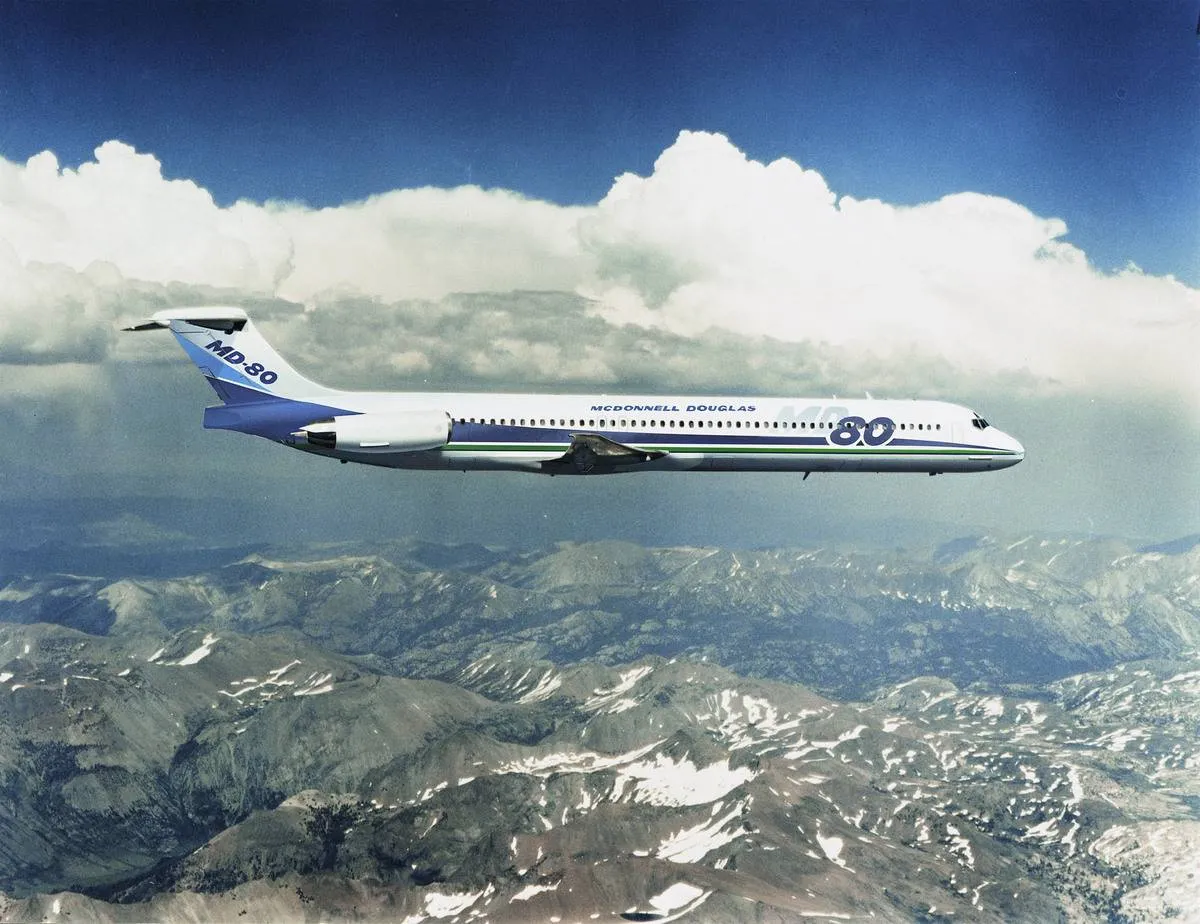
[294,410,451,453]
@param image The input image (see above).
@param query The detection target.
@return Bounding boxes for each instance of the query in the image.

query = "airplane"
[124,306,1024,476]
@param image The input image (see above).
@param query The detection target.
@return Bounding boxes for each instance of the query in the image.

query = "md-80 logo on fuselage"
[830,416,896,447]
[205,340,279,385]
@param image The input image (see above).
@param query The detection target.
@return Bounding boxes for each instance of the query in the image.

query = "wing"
[541,433,667,475]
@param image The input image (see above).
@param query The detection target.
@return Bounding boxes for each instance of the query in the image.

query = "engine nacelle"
[295,410,451,453]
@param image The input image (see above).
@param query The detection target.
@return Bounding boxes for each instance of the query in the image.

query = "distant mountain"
[5,533,1197,698]
[1,533,1198,921]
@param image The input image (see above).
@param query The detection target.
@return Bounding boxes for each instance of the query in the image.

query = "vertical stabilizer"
[124,307,339,405]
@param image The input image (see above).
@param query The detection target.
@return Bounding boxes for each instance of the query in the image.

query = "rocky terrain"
[1,533,1197,922]
[6,532,1197,699]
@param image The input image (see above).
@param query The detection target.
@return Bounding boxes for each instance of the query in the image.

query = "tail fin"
[124,307,338,404]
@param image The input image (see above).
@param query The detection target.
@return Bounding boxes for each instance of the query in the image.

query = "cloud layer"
[0,132,1195,411]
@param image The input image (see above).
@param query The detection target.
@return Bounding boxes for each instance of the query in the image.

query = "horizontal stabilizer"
[122,306,249,332]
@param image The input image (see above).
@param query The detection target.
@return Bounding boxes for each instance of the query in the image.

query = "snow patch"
[511,882,559,902]
[615,754,757,807]
[817,833,848,868]
[219,660,303,702]
[497,739,664,777]
[657,804,744,863]
[422,885,491,918]
[293,671,335,696]
[645,882,711,920]
[585,664,653,712]
[176,633,218,666]
[518,669,563,703]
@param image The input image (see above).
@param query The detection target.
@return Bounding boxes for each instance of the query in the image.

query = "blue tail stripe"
[173,331,268,398]
[203,398,357,439]
[201,381,355,439]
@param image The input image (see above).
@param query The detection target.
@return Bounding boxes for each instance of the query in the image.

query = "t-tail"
[124,306,354,440]
[124,306,338,404]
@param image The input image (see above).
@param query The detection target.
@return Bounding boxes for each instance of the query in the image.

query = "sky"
[0,1,1197,553]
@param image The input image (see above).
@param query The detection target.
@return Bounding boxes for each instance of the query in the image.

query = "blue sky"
[2,1,1196,282]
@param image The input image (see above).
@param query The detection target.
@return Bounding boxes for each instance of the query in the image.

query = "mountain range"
[1,531,1197,922]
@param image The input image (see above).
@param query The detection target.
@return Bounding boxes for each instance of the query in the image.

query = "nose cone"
[997,429,1025,467]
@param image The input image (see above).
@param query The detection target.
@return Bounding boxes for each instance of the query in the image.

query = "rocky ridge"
[0,533,1197,922]
[6,534,1197,700]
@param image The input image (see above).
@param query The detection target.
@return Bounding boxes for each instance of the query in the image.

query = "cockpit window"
[971,416,990,429]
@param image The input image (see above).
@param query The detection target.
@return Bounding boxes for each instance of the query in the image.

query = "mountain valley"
[1,533,1197,922]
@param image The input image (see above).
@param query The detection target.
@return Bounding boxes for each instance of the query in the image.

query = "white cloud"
[272,185,589,303]
[0,133,1195,413]
[0,142,291,291]
[580,131,1199,405]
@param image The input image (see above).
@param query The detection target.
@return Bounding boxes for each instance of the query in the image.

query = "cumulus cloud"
[581,132,1198,405]
[0,142,292,291]
[274,290,982,400]
[273,186,589,303]
[0,133,1195,414]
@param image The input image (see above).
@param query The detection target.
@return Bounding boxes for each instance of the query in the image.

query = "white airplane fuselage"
[127,308,1025,477]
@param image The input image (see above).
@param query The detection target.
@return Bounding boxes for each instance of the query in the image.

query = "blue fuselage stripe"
[448,423,1002,453]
